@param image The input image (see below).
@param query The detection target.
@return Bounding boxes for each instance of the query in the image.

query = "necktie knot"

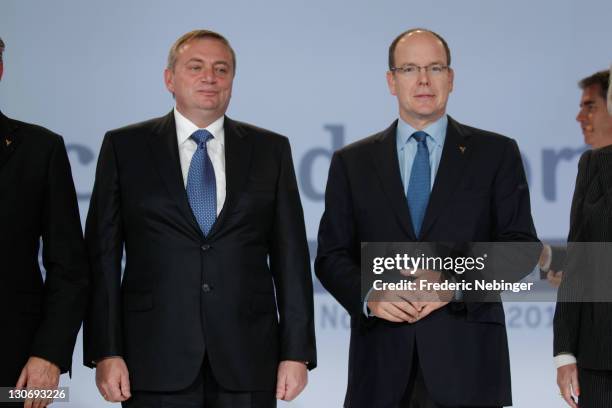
[191,129,213,147]
[411,131,428,144]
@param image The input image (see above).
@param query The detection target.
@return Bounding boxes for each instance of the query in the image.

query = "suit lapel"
[207,116,252,238]
[372,120,416,239]
[0,111,22,172]
[419,116,471,237]
[147,111,203,238]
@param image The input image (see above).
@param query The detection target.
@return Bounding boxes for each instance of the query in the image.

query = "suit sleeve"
[29,135,89,373]
[315,152,363,317]
[269,137,317,369]
[554,151,591,356]
[491,139,538,243]
[83,133,125,367]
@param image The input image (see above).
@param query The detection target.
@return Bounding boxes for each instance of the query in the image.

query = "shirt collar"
[396,114,448,150]
[174,107,225,145]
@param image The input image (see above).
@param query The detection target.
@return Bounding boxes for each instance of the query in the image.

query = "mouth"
[414,94,435,100]
[197,90,218,96]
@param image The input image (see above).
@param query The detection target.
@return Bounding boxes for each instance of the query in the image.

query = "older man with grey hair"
[0,36,89,407]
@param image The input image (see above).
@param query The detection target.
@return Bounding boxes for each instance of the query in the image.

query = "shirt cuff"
[363,287,375,317]
[554,353,577,368]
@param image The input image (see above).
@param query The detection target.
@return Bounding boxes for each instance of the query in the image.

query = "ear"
[386,70,397,96]
[447,67,455,93]
[164,68,174,94]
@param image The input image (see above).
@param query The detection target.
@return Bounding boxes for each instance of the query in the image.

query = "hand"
[539,244,552,269]
[95,357,131,403]
[16,356,60,408]
[557,363,579,408]
[367,289,420,323]
[411,269,452,320]
[547,270,563,288]
[276,360,307,401]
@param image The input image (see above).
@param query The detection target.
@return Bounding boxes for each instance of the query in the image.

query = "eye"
[214,66,229,75]
[430,65,443,73]
[188,64,202,72]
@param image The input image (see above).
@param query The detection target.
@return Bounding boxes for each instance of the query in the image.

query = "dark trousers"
[400,349,500,408]
[122,357,276,408]
[578,368,612,408]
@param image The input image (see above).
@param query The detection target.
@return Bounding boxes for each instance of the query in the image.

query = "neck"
[176,106,223,128]
[400,112,444,131]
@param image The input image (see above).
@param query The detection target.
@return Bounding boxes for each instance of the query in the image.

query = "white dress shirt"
[174,108,226,216]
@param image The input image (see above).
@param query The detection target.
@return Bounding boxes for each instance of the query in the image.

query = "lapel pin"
[459,146,466,154]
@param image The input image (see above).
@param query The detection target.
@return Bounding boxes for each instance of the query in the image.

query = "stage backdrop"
[1,0,611,406]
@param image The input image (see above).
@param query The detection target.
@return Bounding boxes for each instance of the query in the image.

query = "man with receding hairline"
[84,29,316,407]
[316,28,537,407]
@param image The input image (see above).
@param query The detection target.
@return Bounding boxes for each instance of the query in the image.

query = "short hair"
[388,28,451,70]
[167,29,236,73]
[578,70,610,100]
[0,37,5,63]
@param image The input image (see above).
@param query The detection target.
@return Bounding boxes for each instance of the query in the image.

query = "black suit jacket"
[315,117,538,407]
[83,111,316,392]
[0,111,88,386]
[554,146,612,370]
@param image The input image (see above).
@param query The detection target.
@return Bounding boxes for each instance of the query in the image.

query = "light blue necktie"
[186,129,216,236]
[407,131,431,238]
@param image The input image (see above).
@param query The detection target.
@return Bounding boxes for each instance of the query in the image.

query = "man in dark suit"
[84,30,316,407]
[315,28,538,408]
[0,36,89,407]
[554,70,612,408]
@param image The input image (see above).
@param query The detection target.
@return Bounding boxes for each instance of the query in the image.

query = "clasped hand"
[367,269,453,323]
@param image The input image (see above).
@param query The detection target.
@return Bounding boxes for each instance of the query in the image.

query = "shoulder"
[335,123,394,161]
[451,119,517,149]
[7,116,64,149]
[227,118,290,150]
[105,115,167,139]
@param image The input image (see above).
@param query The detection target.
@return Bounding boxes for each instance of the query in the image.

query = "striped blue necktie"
[186,129,216,236]
[407,131,431,238]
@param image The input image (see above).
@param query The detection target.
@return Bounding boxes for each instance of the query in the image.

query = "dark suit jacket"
[0,111,88,386]
[554,145,612,370]
[83,111,316,392]
[315,117,538,407]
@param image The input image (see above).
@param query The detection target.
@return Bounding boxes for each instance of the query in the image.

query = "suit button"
[201,244,211,251]
[202,283,212,293]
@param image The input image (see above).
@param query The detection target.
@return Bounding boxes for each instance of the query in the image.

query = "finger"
[370,303,403,322]
[24,395,33,408]
[120,371,132,399]
[560,383,577,408]
[571,369,580,397]
[275,371,286,400]
[386,303,417,322]
[284,379,298,401]
[393,300,420,317]
[108,380,124,402]
[16,367,27,389]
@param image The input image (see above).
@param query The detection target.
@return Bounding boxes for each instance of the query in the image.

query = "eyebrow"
[185,58,230,66]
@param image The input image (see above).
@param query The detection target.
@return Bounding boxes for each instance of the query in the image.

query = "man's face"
[164,38,234,123]
[387,32,454,128]
[576,84,612,148]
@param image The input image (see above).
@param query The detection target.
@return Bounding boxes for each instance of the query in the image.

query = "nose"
[200,66,216,83]
[417,68,430,86]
